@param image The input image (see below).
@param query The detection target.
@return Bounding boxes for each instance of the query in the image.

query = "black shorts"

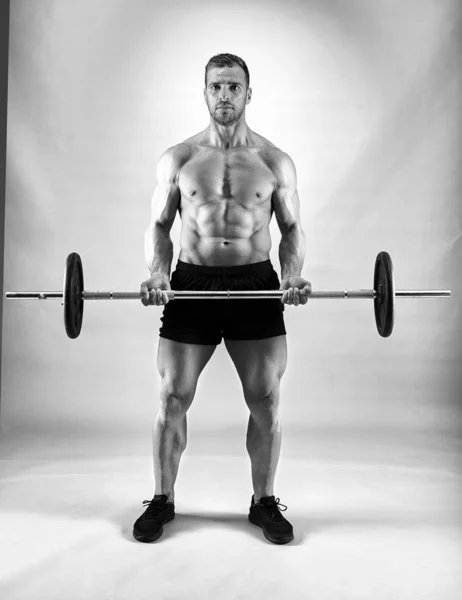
[159,259,286,345]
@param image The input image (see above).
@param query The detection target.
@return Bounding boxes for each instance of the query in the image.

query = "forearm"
[279,225,306,280]
[145,224,174,277]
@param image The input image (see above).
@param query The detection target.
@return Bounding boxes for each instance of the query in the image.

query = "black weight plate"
[373,251,395,337]
[63,253,84,339]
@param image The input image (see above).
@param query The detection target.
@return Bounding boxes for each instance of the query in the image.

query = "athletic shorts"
[159,259,286,345]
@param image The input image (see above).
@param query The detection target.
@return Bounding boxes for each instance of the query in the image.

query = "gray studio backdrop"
[2,0,461,444]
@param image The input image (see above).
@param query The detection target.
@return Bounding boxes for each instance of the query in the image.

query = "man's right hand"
[140,273,172,306]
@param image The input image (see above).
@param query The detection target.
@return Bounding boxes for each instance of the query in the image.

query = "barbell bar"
[5,290,450,300]
[4,251,451,340]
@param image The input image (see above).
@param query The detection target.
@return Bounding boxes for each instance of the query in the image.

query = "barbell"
[4,251,451,339]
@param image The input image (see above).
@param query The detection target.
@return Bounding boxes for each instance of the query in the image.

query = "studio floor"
[0,428,461,600]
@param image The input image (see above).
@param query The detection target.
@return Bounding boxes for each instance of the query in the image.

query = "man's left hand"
[280,276,311,306]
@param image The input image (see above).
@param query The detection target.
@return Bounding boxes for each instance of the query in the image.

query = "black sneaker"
[133,495,175,543]
[248,495,294,544]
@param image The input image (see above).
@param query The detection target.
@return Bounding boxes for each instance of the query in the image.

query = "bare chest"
[178,150,275,205]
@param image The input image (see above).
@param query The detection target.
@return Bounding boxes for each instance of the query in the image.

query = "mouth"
[217,105,233,110]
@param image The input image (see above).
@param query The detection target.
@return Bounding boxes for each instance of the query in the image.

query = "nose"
[219,92,230,101]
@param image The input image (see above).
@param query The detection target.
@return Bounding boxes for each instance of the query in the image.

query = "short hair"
[204,53,250,88]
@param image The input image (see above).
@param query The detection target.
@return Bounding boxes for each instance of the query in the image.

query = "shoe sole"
[133,515,175,543]
[248,514,294,545]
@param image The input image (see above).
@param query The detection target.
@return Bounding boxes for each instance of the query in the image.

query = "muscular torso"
[176,133,277,266]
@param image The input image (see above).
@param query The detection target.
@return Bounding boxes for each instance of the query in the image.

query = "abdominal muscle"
[178,202,273,266]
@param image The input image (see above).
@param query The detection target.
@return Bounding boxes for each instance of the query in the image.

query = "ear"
[246,87,252,105]
[203,88,207,104]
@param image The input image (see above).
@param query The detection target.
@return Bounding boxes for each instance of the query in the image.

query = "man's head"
[204,53,252,127]
[205,53,250,89]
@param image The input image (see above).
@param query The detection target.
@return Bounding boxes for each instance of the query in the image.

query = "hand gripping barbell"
[4,251,451,339]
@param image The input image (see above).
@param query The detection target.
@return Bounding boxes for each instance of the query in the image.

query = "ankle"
[155,492,175,503]
[254,492,273,504]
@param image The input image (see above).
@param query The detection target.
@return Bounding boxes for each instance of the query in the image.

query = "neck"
[207,117,251,150]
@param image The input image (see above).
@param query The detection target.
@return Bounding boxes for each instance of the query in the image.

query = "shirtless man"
[134,53,311,545]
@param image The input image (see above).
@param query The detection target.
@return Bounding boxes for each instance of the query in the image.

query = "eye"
[230,85,239,92]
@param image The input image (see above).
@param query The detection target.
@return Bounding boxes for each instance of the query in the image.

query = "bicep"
[271,154,301,233]
[148,150,181,231]
[148,182,180,231]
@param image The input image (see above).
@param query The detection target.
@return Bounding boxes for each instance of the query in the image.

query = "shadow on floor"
[118,506,460,546]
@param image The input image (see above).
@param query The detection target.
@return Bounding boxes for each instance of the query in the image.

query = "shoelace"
[263,498,288,523]
[141,499,166,519]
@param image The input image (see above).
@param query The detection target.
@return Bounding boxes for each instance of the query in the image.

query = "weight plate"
[63,252,84,339]
[373,251,395,337]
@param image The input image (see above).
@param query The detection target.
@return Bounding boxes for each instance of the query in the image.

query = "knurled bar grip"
[4,290,452,300]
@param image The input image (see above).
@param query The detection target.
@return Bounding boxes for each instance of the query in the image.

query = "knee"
[159,381,194,421]
[245,386,280,426]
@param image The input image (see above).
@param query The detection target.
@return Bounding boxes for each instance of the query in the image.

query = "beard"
[208,102,244,126]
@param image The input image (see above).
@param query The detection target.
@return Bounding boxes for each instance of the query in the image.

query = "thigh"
[224,335,287,398]
[157,337,217,397]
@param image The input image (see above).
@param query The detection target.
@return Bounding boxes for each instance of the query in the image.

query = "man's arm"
[144,147,182,277]
[141,146,184,306]
[271,152,306,280]
[271,151,310,306]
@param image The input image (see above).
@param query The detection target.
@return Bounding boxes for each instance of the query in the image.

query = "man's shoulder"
[156,140,198,180]
[159,132,206,166]
[251,132,290,161]
[253,134,295,181]
[251,131,278,154]
[160,141,193,164]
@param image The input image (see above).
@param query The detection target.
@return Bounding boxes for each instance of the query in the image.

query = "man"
[134,53,310,545]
